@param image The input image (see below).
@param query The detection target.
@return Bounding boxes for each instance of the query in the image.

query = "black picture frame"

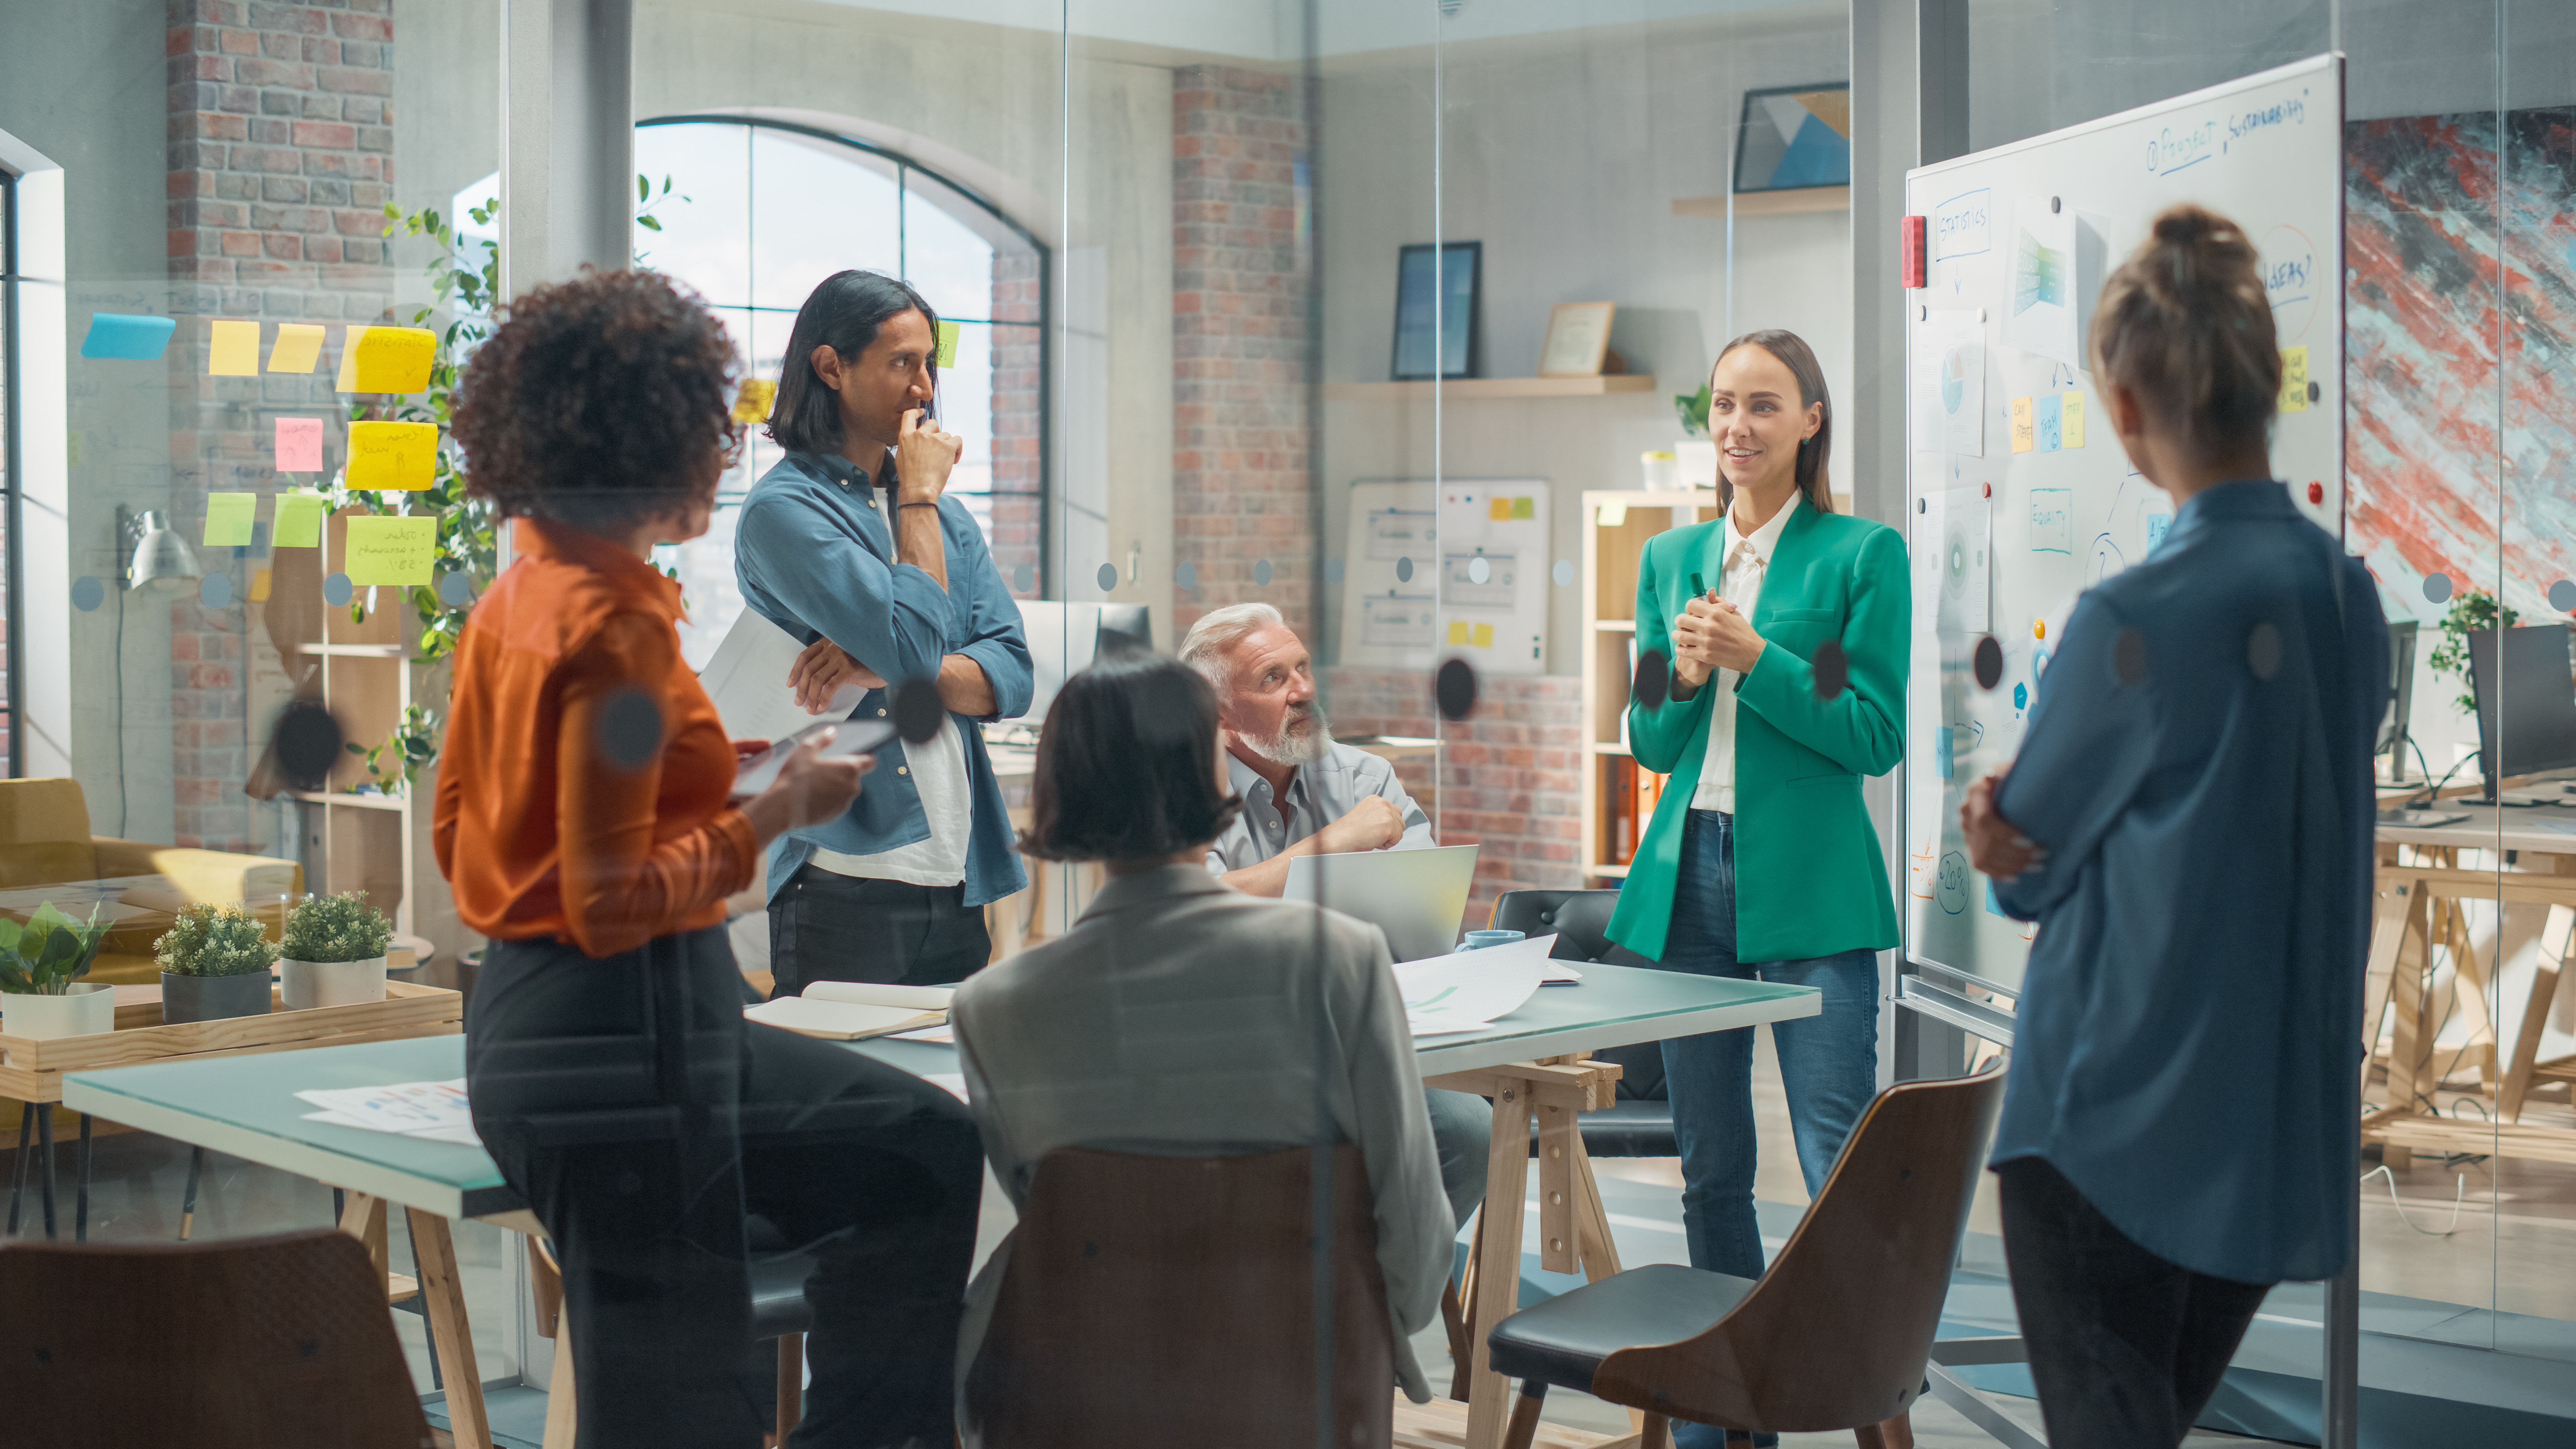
[1391,241,1481,381]
[1732,82,1852,194]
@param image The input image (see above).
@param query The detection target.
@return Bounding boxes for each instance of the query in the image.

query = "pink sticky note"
[275,417,325,473]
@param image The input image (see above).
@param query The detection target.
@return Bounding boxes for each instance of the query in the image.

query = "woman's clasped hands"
[1670,593,1767,690]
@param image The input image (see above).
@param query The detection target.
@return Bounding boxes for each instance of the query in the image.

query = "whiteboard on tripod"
[1901,53,2345,992]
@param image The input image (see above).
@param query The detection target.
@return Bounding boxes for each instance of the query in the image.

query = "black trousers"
[768,865,991,998]
[1997,1156,2272,1449]
[466,927,982,1449]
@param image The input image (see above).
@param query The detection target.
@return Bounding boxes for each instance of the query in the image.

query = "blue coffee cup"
[1456,929,1526,953]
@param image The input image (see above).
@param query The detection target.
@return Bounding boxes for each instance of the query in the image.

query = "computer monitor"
[2466,624,2576,800]
[1005,602,1157,722]
[2378,620,2416,767]
[1097,602,1153,656]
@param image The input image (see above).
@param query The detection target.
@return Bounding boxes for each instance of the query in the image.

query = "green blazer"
[1606,495,1908,963]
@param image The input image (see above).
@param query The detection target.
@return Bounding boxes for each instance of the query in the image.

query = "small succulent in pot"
[156,903,279,1025]
[278,892,396,1010]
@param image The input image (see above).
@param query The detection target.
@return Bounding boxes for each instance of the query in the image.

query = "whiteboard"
[1901,54,2345,993]
[1337,479,1551,675]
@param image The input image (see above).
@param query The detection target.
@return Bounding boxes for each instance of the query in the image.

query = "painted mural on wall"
[2345,106,2576,626]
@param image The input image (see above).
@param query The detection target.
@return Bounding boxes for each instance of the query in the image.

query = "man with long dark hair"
[736,270,1031,994]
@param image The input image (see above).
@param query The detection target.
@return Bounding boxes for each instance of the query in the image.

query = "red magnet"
[1900,216,1928,288]
[2307,481,2325,505]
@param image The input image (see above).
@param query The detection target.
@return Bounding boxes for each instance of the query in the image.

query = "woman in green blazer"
[1607,331,1907,1380]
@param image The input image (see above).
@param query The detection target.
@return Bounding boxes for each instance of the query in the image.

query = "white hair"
[1178,601,1288,689]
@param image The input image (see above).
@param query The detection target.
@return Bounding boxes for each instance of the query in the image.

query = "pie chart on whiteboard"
[1941,345,1970,415]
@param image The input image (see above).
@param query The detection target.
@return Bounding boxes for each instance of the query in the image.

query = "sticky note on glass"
[334,325,368,391]
[81,313,176,359]
[275,416,325,472]
[1472,622,1495,648]
[2060,391,2085,448]
[210,320,261,376]
[204,492,257,547]
[1487,496,1513,522]
[350,326,435,392]
[2278,345,2309,414]
[267,322,326,374]
[272,492,327,549]
[2009,396,2034,453]
[1447,620,1473,645]
[2035,394,2063,453]
[1510,497,1536,521]
[732,377,777,423]
[935,319,960,369]
[343,515,437,585]
[249,568,274,603]
[347,420,438,490]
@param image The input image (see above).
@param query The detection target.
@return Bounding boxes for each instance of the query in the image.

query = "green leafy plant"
[0,904,112,996]
[2426,588,2519,717]
[344,703,444,794]
[280,892,396,966]
[154,903,279,979]
[1674,381,1711,437]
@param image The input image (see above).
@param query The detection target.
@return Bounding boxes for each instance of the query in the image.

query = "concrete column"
[499,0,632,298]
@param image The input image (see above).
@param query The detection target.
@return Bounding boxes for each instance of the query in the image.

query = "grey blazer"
[950,863,1456,1402]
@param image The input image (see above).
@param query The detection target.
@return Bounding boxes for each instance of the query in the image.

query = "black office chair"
[1490,889,1674,1157]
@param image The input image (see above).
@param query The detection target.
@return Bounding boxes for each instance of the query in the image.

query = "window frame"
[3,163,20,779]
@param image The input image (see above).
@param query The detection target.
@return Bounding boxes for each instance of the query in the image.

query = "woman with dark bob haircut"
[439,268,987,1449]
[946,653,1458,1429]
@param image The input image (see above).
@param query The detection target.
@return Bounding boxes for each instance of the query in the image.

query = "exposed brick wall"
[1324,668,1588,935]
[1172,65,1313,640]
[988,249,1043,599]
[166,0,397,848]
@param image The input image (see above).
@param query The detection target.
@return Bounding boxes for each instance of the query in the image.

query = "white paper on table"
[699,607,870,746]
[922,1073,970,1103]
[293,1078,477,1140]
[1392,933,1553,1037]
[1540,961,1583,985]
[888,1023,956,1043]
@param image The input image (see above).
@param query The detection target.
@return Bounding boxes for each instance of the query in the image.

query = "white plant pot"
[279,956,387,1011]
[3,983,118,1040]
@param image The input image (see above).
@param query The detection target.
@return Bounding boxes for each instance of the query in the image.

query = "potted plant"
[155,903,278,1024]
[278,892,395,1010]
[0,903,116,1039]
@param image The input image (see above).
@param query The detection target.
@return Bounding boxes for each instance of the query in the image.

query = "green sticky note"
[344,514,437,585]
[204,492,256,547]
[272,491,326,549]
[1509,496,1535,521]
[935,319,959,369]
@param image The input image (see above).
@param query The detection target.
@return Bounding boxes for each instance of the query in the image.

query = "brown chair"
[1488,1065,2007,1449]
[964,1143,1397,1449]
[0,1228,435,1447]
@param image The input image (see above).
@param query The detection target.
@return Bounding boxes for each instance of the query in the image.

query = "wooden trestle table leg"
[407,1206,492,1449]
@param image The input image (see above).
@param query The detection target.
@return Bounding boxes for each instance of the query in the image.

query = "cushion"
[1486,1262,1756,1391]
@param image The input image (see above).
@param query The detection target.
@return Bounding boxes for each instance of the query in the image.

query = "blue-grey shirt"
[1990,481,2386,1285]
[734,449,1032,908]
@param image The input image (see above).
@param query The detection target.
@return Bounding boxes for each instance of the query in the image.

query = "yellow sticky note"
[272,491,326,549]
[204,492,256,546]
[2278,345,2309,414]
[2060,392,2086,448]
[334,325,368,391]
[343,515,437,585]
[248,568,273,603]
[209,320,260,376]
[1472,622,1494,648]
[1447,619,1473,645]
[352,326,435,393]
[1489,496,1513,522]
[2010,397,2035,453]
[1510,497,1536,521]
[934,319,960,369]
[733,377,776,424]
[347,421,438,491]
[267,322,326,373]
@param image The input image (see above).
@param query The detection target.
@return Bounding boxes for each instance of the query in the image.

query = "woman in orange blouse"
[439,270,984,1449]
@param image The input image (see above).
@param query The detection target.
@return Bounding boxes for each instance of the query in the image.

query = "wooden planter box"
[0,980,462,1106]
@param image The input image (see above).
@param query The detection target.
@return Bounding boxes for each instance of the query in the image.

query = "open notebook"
[744,981,954,1041]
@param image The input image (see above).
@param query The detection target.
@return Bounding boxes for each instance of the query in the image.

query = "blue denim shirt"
[1989,481,2386,1285]
[734,449,1032,908]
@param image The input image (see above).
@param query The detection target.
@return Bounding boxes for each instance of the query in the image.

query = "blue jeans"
[1658,809,1880,1284]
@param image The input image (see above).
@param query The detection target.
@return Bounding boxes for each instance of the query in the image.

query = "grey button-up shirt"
[1205,740,1434,875]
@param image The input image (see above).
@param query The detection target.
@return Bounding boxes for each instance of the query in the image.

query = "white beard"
[1240,703,1333,768]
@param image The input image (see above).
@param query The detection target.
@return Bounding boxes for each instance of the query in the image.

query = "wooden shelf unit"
[1580,490,1723,883]
[1671,185,1851,218]
[1322,375,1657,403]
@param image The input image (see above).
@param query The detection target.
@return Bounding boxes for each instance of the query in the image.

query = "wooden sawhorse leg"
[339,1191,490,1449]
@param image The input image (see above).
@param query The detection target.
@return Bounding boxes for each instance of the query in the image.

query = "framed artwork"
[1733,82,1852,193]
[1537,301,1616,377]
[1392,241,1482,380]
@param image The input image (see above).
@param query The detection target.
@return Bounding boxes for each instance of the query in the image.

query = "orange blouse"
[432,519,757,959]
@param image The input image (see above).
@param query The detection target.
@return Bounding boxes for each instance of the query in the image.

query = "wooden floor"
[1394,1395,1637,1449]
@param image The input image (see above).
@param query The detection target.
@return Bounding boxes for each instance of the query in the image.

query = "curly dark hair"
[451,268,742,530]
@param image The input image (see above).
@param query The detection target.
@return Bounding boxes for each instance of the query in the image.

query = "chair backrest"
[965,1143,1395,1449]
[0,1228,436,1448]
[1492,889,1666,1100]
[1592,1064,2006,1433]
[0,778,101,889]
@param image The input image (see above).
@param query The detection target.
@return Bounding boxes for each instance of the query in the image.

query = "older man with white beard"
[1178,601,1490,1233]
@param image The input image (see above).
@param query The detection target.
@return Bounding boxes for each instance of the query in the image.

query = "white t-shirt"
[807,715,972,888]
[1689,499,1796,815]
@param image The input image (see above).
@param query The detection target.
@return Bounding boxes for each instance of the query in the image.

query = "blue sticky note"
[2013,682,2028,710]
[2035,393,2063,452]
[1936,726,1956,780]
[80,313,177,359]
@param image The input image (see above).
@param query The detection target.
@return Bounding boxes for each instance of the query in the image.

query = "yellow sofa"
[0,777,303,987]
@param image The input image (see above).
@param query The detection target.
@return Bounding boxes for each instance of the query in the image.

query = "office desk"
[2368,802,2576,1165]
[65,966,1817,1449]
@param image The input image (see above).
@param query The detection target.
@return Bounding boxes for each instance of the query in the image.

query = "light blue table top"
[62,962,1818,1220]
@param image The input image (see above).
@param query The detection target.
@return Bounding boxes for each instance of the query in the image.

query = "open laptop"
[1281,844,1480,963]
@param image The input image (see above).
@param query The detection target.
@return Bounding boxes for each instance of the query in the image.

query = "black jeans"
[768,865,991,997]
[466,926,983,1449]
[1997,1157,2271,1449]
